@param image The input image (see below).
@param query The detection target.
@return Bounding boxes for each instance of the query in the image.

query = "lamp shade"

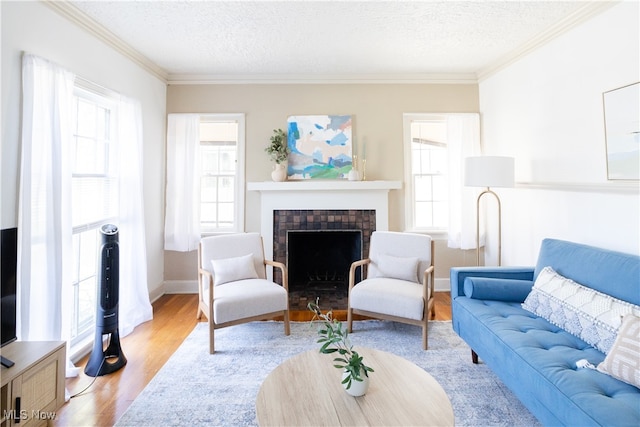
[465,156,515,188]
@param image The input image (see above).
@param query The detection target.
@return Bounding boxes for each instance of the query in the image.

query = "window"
[70,86,118,346]
[199,114,245,234]
[404,114,449,232]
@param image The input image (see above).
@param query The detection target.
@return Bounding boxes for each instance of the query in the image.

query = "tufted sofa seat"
[451,239,640,426]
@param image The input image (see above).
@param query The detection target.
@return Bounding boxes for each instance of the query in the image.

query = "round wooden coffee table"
[255,347,454,426]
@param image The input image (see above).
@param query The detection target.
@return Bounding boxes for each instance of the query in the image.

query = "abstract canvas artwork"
[603,82,639,180]
[287,115,353,179]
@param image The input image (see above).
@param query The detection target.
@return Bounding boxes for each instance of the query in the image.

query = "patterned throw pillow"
[597,314,640,388]
[522,266,640,354]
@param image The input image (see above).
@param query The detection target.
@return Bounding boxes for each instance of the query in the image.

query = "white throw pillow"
[373,254,420,283]
[597,314,640,388]
[211,253,258,286]
[522,266,640,354]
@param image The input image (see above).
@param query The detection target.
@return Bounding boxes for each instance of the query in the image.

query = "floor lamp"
[464,156,515,266]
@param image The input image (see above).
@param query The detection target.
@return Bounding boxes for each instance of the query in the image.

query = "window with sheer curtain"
[19,54,153,370]
[403,113,481,249]
[164,113,245,252]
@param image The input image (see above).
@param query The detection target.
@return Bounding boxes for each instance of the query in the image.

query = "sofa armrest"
[463,277,533,302]
[450,267,534,299]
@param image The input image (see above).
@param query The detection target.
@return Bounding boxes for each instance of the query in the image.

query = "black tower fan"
[85,224,127,376]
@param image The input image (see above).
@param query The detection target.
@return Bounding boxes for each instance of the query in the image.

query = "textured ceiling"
[67,1,602,81]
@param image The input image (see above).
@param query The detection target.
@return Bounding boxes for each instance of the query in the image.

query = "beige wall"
[165,83,479,288]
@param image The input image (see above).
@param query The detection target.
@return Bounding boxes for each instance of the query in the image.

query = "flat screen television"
[1,227,18,348]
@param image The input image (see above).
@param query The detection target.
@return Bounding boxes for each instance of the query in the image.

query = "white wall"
[480,1,640,265]
[1,2,167,297]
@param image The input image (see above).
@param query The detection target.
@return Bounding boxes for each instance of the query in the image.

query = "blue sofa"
[450,238,640,426]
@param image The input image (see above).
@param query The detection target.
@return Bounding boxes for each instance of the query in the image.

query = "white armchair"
[197,232,290,354]
[347,231,435,350]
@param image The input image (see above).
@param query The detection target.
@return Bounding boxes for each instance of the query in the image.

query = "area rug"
[115,320,540,426]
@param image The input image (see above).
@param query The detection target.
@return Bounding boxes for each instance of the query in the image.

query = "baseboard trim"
[163,280,199,294]
[435,278,450,293]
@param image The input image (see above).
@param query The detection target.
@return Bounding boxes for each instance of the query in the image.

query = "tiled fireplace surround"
[271,209,376,287]
[248,180,401,309]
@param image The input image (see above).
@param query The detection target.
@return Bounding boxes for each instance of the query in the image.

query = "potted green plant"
[265,128,289,181]
[308,300,374,396]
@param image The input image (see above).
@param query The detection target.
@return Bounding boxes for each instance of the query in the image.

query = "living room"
[1,1,639,426]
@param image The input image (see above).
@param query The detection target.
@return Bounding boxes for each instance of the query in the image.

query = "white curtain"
[447,113,483,250]
[18,53,76,344]
[19,54,152,376]
[116,96,153,336]
[164,113,201,251]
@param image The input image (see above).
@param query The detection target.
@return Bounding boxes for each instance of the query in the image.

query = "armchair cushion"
[211,253,259,286]
[204,279,288,324]
[350,278,425,321]
[463,277,533,302]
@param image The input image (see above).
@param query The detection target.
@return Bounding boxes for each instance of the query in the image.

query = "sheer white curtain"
[18,54,75,342]
[447,113,482,250]
[116,96,153,335]
[164,113,201,251]
[18,54,78,375]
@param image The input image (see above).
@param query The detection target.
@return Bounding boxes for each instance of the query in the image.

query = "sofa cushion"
[522,266,640,354]
[598,314,640,388]
[463,277,533,302]
[211,253,259,286]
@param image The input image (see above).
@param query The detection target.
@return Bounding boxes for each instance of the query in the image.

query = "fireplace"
[274,209,374,309]
[247,180,401,309]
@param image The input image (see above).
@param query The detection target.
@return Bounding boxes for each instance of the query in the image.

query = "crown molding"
[167,73,479,85]
[44,0,617,87]
[477,1,618,82]
[42,0,168,83]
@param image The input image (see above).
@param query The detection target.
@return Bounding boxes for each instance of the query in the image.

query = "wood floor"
[54,292,452,426]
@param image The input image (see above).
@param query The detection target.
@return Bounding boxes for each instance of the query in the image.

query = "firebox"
[287,230,362,298]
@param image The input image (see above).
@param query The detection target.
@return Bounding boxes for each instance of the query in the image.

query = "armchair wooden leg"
[422,322,428,350]
[283,310,291,336]
[209,321,215,354]
[472,350,479,364]
[347,308,353,332]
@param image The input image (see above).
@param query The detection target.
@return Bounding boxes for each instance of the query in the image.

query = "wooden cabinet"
[1,342,65,427]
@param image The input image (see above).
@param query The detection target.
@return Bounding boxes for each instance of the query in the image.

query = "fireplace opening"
[287,230,362,307]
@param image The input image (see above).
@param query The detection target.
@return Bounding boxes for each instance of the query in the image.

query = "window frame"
[403,113,449,236]
[69,82,119,348]
[198,113,246,235]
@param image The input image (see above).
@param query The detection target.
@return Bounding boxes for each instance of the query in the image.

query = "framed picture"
[603,82,639,180]
[286,115,353,179]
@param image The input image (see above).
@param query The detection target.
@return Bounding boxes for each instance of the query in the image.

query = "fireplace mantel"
[247,180,402,192]
[248,180,402,274]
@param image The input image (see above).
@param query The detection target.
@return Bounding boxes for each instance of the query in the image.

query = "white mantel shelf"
[247,180,402,191]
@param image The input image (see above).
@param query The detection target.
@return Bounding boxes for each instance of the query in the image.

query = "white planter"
[347,169,361,181]
[342,369,370,397]
[271,163,288,182]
